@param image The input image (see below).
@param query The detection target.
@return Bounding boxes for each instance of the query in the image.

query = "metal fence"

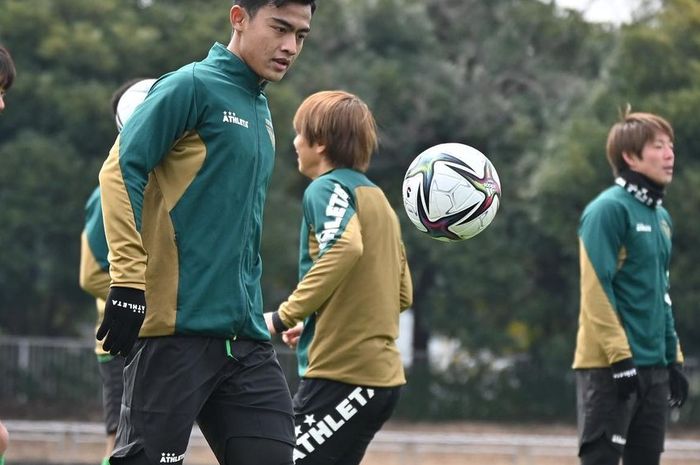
[0,336,300,419]
[2,335,698,424]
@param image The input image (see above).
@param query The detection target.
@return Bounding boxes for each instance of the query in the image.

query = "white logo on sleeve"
[316,183,350,251]
[265,118,275,150]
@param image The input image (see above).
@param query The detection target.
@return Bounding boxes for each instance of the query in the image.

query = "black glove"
[611,358,639,400]
[96,286,146,357]
[668,363,689,408]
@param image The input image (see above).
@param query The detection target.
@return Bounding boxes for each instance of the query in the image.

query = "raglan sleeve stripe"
[98,70,198,289]
[578,200,632,363]
[79,230,112,300]
[278,215,363,327]
[399,242,413,311]
[278,180,362,327]
[99,139,148,289]
[664,299,682,364]
[662,214,682,363]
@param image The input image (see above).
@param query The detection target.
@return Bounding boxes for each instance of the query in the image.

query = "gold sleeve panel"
[399,243,413,311]
[153,131,206,211]
[136,132,204,336]
[138,175,179,336]
[93,298,109,356]
[79,231,111,301]
[278,215,363,328]
[573,239,632,368]
[99,138,147,290]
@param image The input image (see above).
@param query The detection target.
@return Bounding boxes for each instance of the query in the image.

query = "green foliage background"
[1,0,698,423]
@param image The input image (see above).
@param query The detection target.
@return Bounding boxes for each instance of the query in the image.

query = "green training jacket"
[278,169,413,387]
[99,43,275,340]
[574,178,682,368]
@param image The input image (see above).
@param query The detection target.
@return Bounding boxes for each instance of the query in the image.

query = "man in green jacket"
[574,110,688,465]
[97,1,316,464]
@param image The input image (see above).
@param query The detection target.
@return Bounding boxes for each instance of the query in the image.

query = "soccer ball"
[115,78,157,131]
[402,143,501,241]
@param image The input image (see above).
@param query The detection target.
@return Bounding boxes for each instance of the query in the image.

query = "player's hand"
[668,363,689,408]
[611,358,639,400]
[96,286,146,357]
[282,322,304,350]
[264,311,290,335]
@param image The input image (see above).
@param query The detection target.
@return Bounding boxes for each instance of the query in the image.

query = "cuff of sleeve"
[272,312,288,334]
[611,358,636,377]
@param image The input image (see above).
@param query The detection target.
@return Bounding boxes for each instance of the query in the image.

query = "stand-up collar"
[615,169,665,208]
[206,42,268,93]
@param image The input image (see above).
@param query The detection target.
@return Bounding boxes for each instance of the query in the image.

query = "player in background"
[79,78,151,465]
[97,1,316,464]
[0,45,16,113]
[0,420,8,465]
[573,109,688,465]
[264,90,413,465]
[0,43,16,465]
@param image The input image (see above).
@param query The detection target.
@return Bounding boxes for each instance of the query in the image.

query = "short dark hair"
[110,78,148,117]
[234,0,316,17]
[606,107,674,176]
[0,45,16,91]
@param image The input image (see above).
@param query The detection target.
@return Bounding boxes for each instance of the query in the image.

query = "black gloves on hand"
[96,286,146,357]
[668,363,689,408]
[611,358,639,400]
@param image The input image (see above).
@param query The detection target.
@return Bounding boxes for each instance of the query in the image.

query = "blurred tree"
[0,132,88,335]
[529,0,700,423]
[0,0,610,376]
[0,0,225,335]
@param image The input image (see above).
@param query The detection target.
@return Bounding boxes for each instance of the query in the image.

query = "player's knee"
[623,445,661,465]
[579,436,621,465]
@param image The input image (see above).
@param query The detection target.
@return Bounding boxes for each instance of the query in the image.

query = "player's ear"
[622,151,640,167]
[230,5,248,32]
[314,144,327,156]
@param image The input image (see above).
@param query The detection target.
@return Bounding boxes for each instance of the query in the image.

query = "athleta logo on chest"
[222,110,249,128]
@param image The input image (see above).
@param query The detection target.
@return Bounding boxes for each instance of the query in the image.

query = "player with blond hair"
[266,90,413,465]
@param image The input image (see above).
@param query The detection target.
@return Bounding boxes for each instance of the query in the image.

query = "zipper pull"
[226,336,238,360]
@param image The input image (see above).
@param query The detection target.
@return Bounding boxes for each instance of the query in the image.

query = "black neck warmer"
[616,169,665,208]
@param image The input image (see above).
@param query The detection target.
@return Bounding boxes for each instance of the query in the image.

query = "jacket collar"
[206,42,268,93]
